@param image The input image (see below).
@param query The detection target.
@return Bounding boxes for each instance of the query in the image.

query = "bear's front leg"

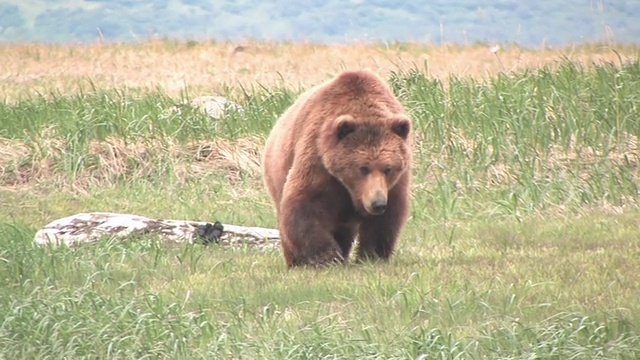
[356,182,409,262]
[279,197,345,267]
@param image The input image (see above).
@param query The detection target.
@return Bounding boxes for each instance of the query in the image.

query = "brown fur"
[263,70,412,267]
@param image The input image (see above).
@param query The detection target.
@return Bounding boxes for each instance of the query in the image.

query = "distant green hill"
[1,0,638,46]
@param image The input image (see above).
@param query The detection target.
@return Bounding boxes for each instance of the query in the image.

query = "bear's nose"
[371,198,387,214]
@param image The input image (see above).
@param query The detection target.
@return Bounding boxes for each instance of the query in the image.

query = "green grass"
[1,59,640,358]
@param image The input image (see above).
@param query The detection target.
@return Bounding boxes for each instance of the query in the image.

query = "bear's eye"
[360,165,371,176]
[383,166,393,175]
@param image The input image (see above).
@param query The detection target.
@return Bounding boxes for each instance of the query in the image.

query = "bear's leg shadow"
[279,200,345,267]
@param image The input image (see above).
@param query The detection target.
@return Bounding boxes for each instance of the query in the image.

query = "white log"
[34,212,280,250]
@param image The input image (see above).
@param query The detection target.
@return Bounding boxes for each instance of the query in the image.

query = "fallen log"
[34,212,281,251]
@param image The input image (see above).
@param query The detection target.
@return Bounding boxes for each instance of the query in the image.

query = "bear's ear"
[391,117,411,139]
[336,116,357,141]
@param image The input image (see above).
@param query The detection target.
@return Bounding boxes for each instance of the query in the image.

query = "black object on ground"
[196,221,224,244]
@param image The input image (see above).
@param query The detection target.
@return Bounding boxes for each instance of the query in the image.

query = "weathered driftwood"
[34,212,280,251]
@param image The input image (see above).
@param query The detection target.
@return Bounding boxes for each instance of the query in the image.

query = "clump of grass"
[391,59,640,221]
[0,85,283,142]
[0,84,294,191]
[0,135,264,192]
[411,312,640,358]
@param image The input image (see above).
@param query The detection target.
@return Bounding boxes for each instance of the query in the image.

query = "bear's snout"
[367,192,387,215]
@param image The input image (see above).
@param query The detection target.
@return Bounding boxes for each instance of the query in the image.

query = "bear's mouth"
[363,205,386,216]
[367,207,386,216]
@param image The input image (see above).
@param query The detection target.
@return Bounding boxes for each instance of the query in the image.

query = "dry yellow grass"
[1,40,638,101]
[0,135,264,192]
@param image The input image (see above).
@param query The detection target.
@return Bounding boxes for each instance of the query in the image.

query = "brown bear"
[263,70,412,267]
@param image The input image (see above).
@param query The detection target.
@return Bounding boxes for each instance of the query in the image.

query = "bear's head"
[320,114,412,216]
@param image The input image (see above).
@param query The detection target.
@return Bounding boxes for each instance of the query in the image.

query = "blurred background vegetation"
[0,0,637,46]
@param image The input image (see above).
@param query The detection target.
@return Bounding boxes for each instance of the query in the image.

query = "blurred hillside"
[0,0,637,46]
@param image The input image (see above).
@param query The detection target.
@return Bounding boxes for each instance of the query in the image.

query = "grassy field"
[1,41,640,358]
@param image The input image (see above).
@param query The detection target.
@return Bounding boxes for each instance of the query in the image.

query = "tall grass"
[1,58,640,358]
[0,83,296,142]
[389,59,639,221]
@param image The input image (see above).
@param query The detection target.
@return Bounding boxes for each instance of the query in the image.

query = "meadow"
[1,40,640,358]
